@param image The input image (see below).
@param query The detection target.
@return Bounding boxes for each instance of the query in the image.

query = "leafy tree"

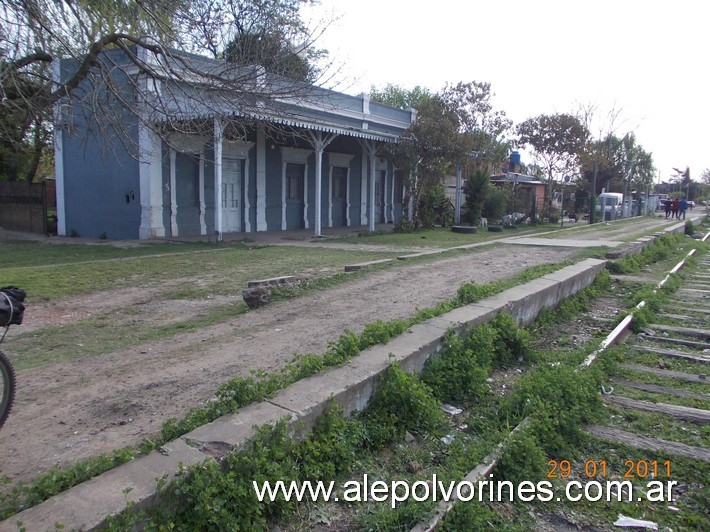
[418,183,454,228]
[0,0,329,178]
[372,87,465,228]
[225,33,315,81]
[369,84,434,110]
[440,81,512,171]
[222,0,326,82]
[482,186,508,221]
[372,82,511,228]
[579,133,654,197]
[516,113,589,183]
[463,168,490,224]
[516,113,589,220]
[694,171,710,203]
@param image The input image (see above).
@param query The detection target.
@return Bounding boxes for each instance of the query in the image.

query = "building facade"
[54,47,415,240]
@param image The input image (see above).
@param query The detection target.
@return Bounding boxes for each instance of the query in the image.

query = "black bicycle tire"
[0,350,16,429]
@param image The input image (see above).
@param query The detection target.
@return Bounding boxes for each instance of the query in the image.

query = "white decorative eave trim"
[327,152,355,167]
[281,146,312,164]
[223,139,254,158]
[247,112,401,143]
[168,133,208,153]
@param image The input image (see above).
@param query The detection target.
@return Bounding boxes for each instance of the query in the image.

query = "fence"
[0,180,55,234]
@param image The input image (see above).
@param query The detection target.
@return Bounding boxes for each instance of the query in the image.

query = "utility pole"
[454,162,462,224]
[590,162,597,224]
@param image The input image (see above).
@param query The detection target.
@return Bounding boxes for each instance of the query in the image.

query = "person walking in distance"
[664,199,672,219]
[679,197,688,219]
[671,197,679,219]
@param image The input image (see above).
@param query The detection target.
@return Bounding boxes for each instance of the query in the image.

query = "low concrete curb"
[344,258,394,271]
[3,259,607,531]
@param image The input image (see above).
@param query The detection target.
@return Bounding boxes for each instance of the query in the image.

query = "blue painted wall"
[61,60,141,240]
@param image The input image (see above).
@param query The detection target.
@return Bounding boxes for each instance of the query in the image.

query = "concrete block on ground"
[183,401,292,459]
[498,280,561,325]
[397,250,442,260]
[6,439,207,532]
[419,305,499,339]
[606,241,650,259]
[268,321,451,431]
[542,259,607,302]
[344,258,393,272]
[248,276,298,288]
[386,321,451,374]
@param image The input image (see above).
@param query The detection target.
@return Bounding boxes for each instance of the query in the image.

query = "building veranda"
[54,46,416,240]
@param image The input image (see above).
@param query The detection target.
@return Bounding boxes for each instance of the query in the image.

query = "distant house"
[53,46,416,240]
[490,172,546,216]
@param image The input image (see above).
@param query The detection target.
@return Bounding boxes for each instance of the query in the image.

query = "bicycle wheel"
[0,350,16,429]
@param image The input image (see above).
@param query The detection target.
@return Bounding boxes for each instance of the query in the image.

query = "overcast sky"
[305,0,707,183]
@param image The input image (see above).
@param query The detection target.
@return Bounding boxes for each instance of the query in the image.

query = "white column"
[303,163,310,229]
[307,132,338,237]
[310,132,339,237]
[360,151,368,225]
[369,151,376,232]
[214,117,224,241]
[383,169,390,223]
[256,126,267,231]
[169,149,178,236]
[54,128,66,237]
[328,165,334,228]
[198,149,206,235]
[361,141,378,232]
[52,60,67,236]
[281,161,287,230]
[346,168,351,226]
[244,157,251,232]
[138,125,165,239]
[314,146,324,236]
[390,169,395,223]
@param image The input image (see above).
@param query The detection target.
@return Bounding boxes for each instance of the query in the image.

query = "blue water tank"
[510,151,521,165]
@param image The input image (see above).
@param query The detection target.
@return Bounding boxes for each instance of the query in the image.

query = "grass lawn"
[319,224,546,248]
[0,241,400,301]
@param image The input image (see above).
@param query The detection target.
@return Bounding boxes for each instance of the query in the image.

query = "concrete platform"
[1,259,608,531]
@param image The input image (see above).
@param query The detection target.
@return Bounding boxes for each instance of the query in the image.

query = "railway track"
[420,235,709,531]
[591,250,709,459]
[3,230,707,531]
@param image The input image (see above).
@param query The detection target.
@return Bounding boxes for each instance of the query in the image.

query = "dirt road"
[0,215,688,487]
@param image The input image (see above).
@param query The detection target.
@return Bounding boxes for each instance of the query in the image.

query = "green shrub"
[355,499,434,531]
[298,403,361,480]
[502,364,603,454]
[154,403,361,530]
[0,448,137,520]
[359,319,409,349]
[419,183,454,228]
[685,219,695,236]
[440,502,526,530]
[456,281,495,305]
[364,363,446,447]
[394,217,415,233]
[494,428,547,484]
[323,330,361,365]
[607,233,685,274]
[421,329,493,403]
[490,313,532,367]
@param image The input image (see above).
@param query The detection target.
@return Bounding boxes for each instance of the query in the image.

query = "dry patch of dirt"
[0,245,579,486]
